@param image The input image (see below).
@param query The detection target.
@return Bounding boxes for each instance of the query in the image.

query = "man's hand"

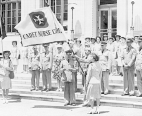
[47,68,51,71]
[106,69,110,72]
[124,64,129,69]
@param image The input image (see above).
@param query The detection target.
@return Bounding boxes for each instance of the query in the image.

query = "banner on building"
[15,7,67,46]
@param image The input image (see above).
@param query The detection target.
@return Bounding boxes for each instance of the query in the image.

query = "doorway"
[98,7,117,38]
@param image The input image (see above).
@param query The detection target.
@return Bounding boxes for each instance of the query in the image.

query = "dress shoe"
[129,93,134,96]
[36,87,39,91]
[42,88,47,91]
[104,90,108,95]
[121,93,129,96]
[30,88,35,91]
[104,92,108,95]
[70,103,76,106]
[101,92,104,94]
[64,102,70,106]
[136,94,142,97]
[46,88,52,92]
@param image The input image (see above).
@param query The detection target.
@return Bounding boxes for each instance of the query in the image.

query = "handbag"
[18,54,20,59]
[9,71,14,79]
[9,60,14,79]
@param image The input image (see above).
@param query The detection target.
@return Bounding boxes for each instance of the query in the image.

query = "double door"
[98,7,117,38]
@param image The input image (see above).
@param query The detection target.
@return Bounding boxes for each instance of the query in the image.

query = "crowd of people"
[1,34,142,114]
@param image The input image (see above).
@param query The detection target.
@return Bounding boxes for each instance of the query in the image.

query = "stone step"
[14,74,138,85]
[11,80,138,93]
[1,93,142,109]
[101,94,142,102]
[10,87,123,95]
[7,88,139,100]
[101,99,142,109]
[11,82,124,91]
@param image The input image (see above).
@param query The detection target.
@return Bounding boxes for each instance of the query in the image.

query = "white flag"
[15,7,67,46]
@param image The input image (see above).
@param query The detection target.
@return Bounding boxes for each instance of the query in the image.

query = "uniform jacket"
[97,49,111,71]
[135,49,142,70]
[60,59,77,82]
[41,52,53,70]
[29,51,40,70]
[10,46,19,59]
[121,46,137,69]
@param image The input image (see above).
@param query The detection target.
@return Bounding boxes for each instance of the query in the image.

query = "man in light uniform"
[135,37,142,97]
[121,38,137,96]
[97,41,111,95]
[41,43,53,92]
[60,46,77,106]
[29,46,40,91]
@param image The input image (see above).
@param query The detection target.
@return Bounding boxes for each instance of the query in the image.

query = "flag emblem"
[29,11,49,28]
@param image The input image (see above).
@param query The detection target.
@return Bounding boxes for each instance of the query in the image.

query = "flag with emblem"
[15,7,67,46]
[0,15,7,39]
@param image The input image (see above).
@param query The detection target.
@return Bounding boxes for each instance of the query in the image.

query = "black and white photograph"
[0,0,142,116]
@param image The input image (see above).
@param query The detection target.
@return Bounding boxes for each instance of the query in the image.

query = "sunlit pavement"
[0,98,142,116]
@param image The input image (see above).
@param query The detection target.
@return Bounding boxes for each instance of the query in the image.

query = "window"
[64,0,68,21]
[1,0,21,33]
[100,0,117,5]
[43,0,68,31]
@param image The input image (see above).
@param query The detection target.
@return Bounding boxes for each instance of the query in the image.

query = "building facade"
[1,0,142,49]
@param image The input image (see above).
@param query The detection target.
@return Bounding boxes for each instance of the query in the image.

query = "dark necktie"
[102,50,104,54]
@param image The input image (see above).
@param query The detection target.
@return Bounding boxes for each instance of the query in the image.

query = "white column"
[92,0,98,37]
[117,0,128,37]
[84,0,93,37]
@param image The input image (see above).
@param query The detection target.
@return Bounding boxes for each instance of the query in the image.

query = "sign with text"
[15,7,67,46]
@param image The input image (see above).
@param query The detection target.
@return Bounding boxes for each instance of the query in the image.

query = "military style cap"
[91,38,96,40]
[121,37,126,40]
[85,37,90,40]
[3,50,11,56]
[126,38,133,43]
[115,35,121,38]
[101,41,107,45]
[103,34,108,37]
[56,44,62,48]
[109,37,114,40]
[134,35,139,37]
[33,45,37,49]
[74,38,78,40]
[42,43,49,47]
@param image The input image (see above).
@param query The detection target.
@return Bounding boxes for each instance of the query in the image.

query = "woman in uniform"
[10,41,19,73]
[0,51,13,104]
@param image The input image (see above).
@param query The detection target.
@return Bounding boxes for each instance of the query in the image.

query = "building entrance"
[98,7,117,38]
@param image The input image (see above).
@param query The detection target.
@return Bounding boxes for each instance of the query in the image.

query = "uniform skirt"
[86,83,101,100]
[11,58,18,65]
[0,75,12,89]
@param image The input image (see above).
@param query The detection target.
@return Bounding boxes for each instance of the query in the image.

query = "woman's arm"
[5,60,14,71]
[86,64,92,87]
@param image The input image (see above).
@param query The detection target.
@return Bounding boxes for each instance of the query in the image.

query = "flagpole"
[0,0,4,58]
